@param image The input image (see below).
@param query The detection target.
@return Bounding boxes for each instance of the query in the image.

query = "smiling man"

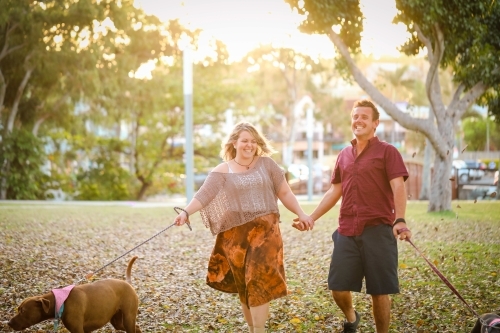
[294,99,411,332]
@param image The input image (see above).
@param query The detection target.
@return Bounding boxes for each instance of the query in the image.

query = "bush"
[75,139,135,200]
[0,130,48,199]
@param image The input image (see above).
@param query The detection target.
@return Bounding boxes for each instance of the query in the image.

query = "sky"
[133,0,409,62]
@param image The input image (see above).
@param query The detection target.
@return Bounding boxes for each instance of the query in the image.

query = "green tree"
[285,0,500,211]
[0,0,166,199]
[0,129,47,199]
[462,116,500,151]
[75,138,134,200]
[244,45,326,165]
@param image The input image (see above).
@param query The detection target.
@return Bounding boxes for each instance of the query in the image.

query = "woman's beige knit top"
[194,156,285,235]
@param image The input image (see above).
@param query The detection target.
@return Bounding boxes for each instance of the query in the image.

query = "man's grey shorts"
[328,224,399,295]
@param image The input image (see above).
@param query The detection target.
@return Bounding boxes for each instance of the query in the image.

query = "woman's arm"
[276,178,314,230]
[174,163,227,226]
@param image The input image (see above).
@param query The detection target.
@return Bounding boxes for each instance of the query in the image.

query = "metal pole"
[306,106,313,201]
[183,46,194,203]
[486,117,490,153]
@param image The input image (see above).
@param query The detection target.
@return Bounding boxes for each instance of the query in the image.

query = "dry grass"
[0,200,499,332]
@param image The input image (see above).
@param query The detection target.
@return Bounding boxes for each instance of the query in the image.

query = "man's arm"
[292,182,342,231]
[390,176,411,240]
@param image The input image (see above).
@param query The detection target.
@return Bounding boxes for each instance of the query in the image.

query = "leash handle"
[75,209,192,284]
[403,237,480,319]
[174,207,192,230]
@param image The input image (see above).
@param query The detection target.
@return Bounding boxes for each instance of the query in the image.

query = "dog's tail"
[126,256,138,284]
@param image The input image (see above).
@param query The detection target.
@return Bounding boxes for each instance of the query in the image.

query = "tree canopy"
[285,0,500,211]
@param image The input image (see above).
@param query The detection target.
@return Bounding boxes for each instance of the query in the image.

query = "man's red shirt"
[331,136,408,236]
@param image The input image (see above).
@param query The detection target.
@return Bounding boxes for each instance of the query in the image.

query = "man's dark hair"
[352,99,380,121]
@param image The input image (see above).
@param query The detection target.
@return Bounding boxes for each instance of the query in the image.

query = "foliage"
[394,0,500,118]
[462,116,500,151]
[75,138,135,201]
[0,201,498,332]
[285,0,500,212]
[0,129,48,199]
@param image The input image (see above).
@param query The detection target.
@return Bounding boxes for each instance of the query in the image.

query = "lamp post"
[183,46,194,202]
[306,106,313,201]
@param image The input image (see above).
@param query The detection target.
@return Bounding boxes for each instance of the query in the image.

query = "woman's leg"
[250,302,269,332]
[240,302,254,332]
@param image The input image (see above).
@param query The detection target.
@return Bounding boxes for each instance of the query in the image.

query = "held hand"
[292,215,315,231]
[394,224,412,241]
[174,212,187,226]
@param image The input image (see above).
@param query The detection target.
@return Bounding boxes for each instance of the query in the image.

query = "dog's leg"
[111,311,139,333]
[110,311,125,330]
[63,321,85,333]
[122,318,139,333]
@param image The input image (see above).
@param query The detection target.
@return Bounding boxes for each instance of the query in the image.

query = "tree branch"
[421,23,446,117]
[0,68,6,114]
[6,52,34,133]
[145,132,170,181]
[451,82,488,120]
[414,23,433,63]
[327,28,442,144]
[0,23,25,62]
[32,113,50,136]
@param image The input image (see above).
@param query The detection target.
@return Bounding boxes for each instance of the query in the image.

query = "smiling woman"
[133,0,408,61]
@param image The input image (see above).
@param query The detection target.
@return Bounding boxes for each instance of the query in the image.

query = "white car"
[452,160,484,182]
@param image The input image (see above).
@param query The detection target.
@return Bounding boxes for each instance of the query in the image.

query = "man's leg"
[331,290,357,323]
[371,294,391,333]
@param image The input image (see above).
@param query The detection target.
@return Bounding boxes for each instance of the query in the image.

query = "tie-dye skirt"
[206,213,287,307]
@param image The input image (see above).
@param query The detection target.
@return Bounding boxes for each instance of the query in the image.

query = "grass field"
[0,200,499,332]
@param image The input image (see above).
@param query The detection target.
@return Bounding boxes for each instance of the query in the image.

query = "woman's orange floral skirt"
[206,213,287,307]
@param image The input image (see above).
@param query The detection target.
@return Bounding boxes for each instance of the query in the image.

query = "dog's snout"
[7,316,24,331]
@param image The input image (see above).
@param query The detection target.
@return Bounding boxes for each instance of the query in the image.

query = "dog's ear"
[38,297,51,314]
[470,318,482,333]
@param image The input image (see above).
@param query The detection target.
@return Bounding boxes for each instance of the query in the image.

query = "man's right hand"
[292,217,314,231]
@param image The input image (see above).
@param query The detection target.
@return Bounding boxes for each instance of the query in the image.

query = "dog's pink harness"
[51,285,75,329]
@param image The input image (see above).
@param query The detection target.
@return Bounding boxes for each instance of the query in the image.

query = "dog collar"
[51,285,75,330]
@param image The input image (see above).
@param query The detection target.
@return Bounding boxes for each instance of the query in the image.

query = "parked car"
[452,160,484,182]
[464,159,487,170]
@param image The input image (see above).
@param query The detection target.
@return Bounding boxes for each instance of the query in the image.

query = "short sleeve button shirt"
[331,136,408,236]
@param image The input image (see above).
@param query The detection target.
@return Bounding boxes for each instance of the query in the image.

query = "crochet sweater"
[194,156,285,235]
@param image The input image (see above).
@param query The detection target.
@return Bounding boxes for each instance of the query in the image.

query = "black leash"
[402,234,497,329]
[74,207,191,284]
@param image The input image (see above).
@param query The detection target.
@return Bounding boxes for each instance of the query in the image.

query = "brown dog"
[471,312,500,333]
[8,256,141,333]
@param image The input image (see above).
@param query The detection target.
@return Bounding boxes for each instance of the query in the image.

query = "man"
[294,99,411,332]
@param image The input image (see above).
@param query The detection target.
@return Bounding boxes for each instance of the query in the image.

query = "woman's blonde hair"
[220,122,277,161]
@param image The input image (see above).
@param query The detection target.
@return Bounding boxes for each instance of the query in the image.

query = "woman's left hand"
[292,215,314,231]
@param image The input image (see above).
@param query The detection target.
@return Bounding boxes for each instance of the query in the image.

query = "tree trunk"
[136,182,150,201]
[419,138,434,200]
[428,153,453,211]
[6,63,33,132]
[0,160,9,199]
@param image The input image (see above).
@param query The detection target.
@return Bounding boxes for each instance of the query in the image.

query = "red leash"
[403,237,480,318]
[400,229,500,330]
[398,228,480,318]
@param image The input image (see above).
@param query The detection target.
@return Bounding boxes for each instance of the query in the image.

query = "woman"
[174,122,313,333]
